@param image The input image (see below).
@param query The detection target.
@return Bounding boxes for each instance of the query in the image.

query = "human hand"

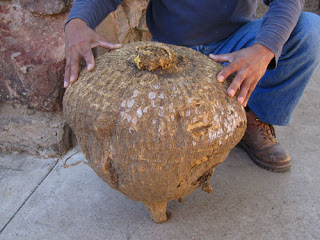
[209,44,274,107]
[64,18,122,88]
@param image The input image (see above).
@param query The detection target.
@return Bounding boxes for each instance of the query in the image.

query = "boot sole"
[237,142,291,172]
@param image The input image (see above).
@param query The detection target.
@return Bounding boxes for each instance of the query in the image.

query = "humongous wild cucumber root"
[63,42,246,223]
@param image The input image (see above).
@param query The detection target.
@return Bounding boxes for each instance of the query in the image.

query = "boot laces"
[255,118,276,139]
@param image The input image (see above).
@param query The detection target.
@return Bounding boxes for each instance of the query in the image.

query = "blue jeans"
[190,12,320,126]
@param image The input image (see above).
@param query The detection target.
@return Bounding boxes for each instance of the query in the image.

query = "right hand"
[64,18,122,88]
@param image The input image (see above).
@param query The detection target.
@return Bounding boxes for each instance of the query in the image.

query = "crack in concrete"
[0,159,59,234]
[0,166,24,172]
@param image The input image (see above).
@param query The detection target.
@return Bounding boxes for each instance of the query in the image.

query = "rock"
[64,42,247,223]
[304,0,320,12]
[0,103,73,157]
[0,3,67,112]
[20,0,71,15]
[95,0,151,56]
[0,3,69,156]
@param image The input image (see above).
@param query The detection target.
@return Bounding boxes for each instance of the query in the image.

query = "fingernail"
[238,97,244,103]
[115,44,122,48]
[64,81,68,88]
[209,54,214,58]
[87,64,94,71]
[228,89,235,96]
[70,75,76,83]
[218,75,224,82]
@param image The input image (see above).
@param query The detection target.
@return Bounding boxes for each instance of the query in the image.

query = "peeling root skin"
[202,182,213,193]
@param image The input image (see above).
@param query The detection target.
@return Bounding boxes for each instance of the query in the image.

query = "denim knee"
[294,12,320,64]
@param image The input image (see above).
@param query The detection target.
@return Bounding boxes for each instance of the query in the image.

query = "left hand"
[209,44,274,107]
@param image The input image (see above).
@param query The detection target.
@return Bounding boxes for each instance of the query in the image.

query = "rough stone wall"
[95,0,151,56]
[304,0,320,12]
[0,104,73,157]
[0,2,68,111]
[0,0,150,157]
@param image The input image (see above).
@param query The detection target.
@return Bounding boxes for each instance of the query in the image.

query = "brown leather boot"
[238,110,291,172]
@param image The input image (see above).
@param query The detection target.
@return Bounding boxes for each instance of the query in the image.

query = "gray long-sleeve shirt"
[67,0,305,64]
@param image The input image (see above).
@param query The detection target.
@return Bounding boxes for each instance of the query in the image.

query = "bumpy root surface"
[144,201,168,223]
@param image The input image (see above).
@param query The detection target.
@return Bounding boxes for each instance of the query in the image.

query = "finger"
[209,53,233,63]
[227,71,246,98]
[243,83,256,107]
[70,54,81,84]
[217,61,239,83]
[243,92,252,107]
[98,39,122,50]
[236,77,252,105]
[83,50,95,72]
[64,62,71,88]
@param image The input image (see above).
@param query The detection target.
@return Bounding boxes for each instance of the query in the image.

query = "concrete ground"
[1,66,320,240]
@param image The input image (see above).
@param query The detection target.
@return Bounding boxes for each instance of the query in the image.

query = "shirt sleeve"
[66,0,124,29]
[255,0,305,69]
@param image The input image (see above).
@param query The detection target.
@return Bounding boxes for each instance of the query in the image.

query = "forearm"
[66,0,124,29]
[256,0,305,68]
